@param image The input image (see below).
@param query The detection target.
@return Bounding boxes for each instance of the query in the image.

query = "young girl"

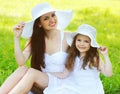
[48,24,112,94]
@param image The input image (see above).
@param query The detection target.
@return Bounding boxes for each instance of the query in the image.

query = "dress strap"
[60,31,64,51]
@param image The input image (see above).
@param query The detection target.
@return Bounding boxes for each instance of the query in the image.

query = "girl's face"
[75,34,91,56]
[39,12,58,31]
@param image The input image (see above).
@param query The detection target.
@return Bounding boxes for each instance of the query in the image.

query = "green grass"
[0,0,120,94]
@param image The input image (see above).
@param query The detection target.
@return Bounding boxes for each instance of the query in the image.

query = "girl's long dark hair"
[66,34,100,71]
[29,17,45,70]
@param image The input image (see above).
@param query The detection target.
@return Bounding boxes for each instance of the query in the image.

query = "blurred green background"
[0,0,120,94]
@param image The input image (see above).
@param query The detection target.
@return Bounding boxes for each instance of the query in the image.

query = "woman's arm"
[50,68,70,79]
[98,46,112,77]
[13,22,31,66]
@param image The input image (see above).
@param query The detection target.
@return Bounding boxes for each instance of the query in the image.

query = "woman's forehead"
[41,11,55,17]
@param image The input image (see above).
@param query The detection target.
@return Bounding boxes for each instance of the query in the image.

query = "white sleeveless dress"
[43,55,104,93]
[42,31,72,93]
[30,31,104,94]
[28,31,68,94]
[70,56,104,94]
[43,32,80,94]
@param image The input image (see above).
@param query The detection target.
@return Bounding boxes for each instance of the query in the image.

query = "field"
[0,0,120,94]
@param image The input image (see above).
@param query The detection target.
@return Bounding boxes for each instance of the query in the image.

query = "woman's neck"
[45,29,60,39]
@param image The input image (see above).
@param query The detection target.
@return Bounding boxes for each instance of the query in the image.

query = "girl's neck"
[79,52,86,58]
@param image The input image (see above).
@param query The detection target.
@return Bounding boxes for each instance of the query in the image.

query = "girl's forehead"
[76,34,90,40]
[77,34,88,38]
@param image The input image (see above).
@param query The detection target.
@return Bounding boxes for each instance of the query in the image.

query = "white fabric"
[28,91,33,94]
[41,31,67,73]
[29,31,104,94]
[67,24,100,48]
[28,31,66,94]
[21,2,73,38]
[44,56,104,94]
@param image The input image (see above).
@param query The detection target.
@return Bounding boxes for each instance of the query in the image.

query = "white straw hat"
[21,2,73,38]
[67,24,100,48]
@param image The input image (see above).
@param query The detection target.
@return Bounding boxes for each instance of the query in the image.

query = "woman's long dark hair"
[66,34,100,71]
[30,17,45,70]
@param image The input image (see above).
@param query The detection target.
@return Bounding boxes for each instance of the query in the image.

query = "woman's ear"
[39,25,42,28]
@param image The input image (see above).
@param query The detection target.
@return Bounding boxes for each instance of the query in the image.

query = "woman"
[0,2,73,94]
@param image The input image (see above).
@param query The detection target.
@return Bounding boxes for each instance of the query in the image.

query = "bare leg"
[0,66,28,94]
[9,68,48,94]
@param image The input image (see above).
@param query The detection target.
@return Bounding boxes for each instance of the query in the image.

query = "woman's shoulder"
[63,31,72,38]
[60,31,72,49]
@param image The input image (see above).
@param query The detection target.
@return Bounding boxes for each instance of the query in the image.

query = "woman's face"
[39,12,58,31]
[75,34,91,55]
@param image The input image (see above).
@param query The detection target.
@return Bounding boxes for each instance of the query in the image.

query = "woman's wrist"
[14,37,20,41]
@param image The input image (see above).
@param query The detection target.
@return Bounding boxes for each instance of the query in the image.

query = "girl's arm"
[98,46,112,77]
[50,68,70,79]
[14,22,31,66]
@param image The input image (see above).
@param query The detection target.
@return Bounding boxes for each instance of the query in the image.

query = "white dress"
[71,56,104,94]
[30,31,104,94]
[43,55,104,94]
[28,31,68,94]
[42,31,79,94]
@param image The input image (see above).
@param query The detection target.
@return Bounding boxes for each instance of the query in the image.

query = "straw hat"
[67,24,100,48]
[21,2,73,38]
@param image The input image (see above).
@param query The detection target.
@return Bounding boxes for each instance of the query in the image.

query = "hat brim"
[21,10,73,39]
[21,20,34,38]
[67,32,100,48]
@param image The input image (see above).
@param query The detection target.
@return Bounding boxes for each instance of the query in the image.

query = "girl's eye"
[84,40,89,43]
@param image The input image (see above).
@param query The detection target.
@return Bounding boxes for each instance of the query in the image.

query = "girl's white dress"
[42,32,104,94]
[43,56,104,94]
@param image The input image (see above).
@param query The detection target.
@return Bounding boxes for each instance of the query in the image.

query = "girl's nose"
[80,41,84,45]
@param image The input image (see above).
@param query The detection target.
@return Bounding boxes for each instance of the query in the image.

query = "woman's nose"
[49,17,55,22]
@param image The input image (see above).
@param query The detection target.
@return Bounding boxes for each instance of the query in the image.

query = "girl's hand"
[13,22,25,38]
[50,69,70,79]
[99,46,108,56]
[98,46,112,77]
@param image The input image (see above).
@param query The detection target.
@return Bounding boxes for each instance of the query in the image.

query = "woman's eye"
[44,17,49,20]
[52,13,56,17]
[77,39,81,41]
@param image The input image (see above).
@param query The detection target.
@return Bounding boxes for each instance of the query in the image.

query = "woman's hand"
[13,22,25,38]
